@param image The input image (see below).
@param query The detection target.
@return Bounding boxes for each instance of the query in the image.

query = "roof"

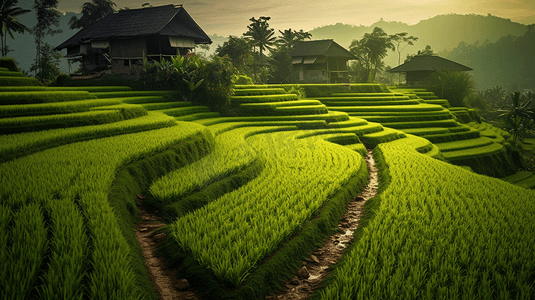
[389,55,472,73]
[289,40,356,59]
[56,5,211,50]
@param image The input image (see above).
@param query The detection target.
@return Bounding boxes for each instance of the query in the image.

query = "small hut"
[55,4,211,77]
[290,40,356,83]
[388,55,472,86]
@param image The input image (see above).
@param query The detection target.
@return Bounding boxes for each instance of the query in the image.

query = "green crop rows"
[319,135,535,299]
[2,80,533,299]
[171,130,366,287]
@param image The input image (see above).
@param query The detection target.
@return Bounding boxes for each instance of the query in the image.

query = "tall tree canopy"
[243,16,276,82]
[0,0,30,56]
[349,27,394,82]
[243,16,276,58]
[215,35,253,73]
[32,0,61,78]
[405,45,434,62]
[276,28,312,49]
[69,0,116,29]
[390,32,417,66]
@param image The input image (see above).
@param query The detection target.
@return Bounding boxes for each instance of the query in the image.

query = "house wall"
[108,38,146,75]
[72,36,195,76]
[110,38,146,59]
[407,71,434,86]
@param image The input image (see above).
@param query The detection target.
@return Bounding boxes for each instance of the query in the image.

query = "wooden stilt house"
[388,55,472,86]
[55,4,211,77]
[289,40,357,83]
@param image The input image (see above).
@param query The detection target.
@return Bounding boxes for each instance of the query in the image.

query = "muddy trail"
[265,148,379,299]
[136,200,199,300]
[136,148,378,300]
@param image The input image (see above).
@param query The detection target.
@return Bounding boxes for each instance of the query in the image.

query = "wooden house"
[289,40,357,83]
[55,4,211,77]
[389,55,472,86]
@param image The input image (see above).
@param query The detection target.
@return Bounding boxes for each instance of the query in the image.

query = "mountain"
[309,14,528,68]
[445,29,535,91]
[518,15,535,25]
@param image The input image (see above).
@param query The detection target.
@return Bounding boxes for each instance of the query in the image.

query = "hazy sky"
[55,0,535,36]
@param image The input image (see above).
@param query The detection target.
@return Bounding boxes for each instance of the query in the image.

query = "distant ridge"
[309,13,528,68]
[518,15,535,25]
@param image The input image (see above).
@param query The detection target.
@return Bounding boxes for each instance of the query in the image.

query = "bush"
[287,84,306,99]
[0,57,21,72]
[427,70,475,107]
[49,74,72,86]
[194,56,236,109]
[232,74,254,85]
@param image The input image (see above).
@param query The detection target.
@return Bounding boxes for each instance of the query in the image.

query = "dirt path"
[135,200,199,300]
[265,149,379,299]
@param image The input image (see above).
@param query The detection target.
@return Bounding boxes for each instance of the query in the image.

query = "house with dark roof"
[389,55,472,86]
[289,40,357,83]
[55,4,211,77]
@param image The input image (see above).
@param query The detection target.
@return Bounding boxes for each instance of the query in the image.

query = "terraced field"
[1,72,533,300]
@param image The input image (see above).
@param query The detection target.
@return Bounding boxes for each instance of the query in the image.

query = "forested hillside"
[310,14,528,69]
[444,27,535,91]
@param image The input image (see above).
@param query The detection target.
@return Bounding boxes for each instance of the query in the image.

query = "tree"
[390,32,417,84]
[276,28,311,49]
[269,47,293,83]
[30,42,61,83]
[405,45,434,62]
[269,28,311,83]
[390,32,418,66]
[215,35,253,74]
[498,92,534,145]
[428,70,475,107]
[33,0,62,78]
[482,86,507,109]
[0,0,30,57]
[349,27,394,82]
[69,0,116,29]
[243,16,276,82]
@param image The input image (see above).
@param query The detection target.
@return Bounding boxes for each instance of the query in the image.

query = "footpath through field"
[266,148,379,299]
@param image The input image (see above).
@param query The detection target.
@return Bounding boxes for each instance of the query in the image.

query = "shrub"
[194,56,237,110]
[136,55,236,110]
[427,70,475,107]
[49,74,72,86]
[287,84,306,99]
[232,74,254,85]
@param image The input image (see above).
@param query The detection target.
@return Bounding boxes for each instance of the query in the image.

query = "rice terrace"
[1,1,535,299]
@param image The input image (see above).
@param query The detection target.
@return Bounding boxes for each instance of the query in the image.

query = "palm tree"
[243,16,276,82]
[69,0,116,29]
[0,0,30,57]
[276,28,311,50]
[498,92,534,145]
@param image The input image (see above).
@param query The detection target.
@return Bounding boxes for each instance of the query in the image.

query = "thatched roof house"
[290,40,356,83]
[56,4,211,77]
[389,55,472,86]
